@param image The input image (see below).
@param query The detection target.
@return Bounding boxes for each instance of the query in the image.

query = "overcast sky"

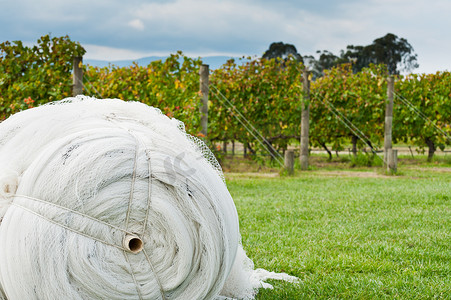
[1,0,450,73]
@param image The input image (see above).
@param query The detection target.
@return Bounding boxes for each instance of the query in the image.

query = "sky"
[1,0,450,74]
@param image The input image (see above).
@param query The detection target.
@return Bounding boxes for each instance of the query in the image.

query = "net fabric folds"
[0,96,296,300]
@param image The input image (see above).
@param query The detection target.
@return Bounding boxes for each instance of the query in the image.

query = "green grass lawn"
[225,167,451,299]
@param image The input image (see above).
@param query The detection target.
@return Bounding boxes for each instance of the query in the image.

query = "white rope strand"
[123,251,144,300]
[14,194,133,235]
[125,136,139,232]
[143,248,168,300]
[10,202,127,251]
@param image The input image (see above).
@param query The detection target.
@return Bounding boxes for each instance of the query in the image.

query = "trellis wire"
[316,94,386,163]
[80,72,286,167]
[80,75,103,99]
[394,91,451,143]
[209,83,285,167]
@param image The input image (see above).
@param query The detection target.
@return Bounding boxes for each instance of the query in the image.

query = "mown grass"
[225,167,451,299]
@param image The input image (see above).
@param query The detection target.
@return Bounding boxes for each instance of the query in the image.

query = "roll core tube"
[123,234,143,253]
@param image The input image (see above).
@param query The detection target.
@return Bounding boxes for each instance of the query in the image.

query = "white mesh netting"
[0,96,297,300]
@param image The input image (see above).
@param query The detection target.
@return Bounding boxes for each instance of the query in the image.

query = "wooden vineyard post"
[385,76,395,171]
[387,149,398,173]
[300,68,310,170]
[284,150,294,175]
[73,56,83,96]
[199,64,209,138]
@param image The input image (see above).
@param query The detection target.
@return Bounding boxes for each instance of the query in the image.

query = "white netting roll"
[0,96,297,300]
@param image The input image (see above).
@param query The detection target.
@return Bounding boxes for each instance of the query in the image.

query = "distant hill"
[84,55,250,69]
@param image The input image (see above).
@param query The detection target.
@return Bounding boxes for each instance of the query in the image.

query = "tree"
[342,33,419,74]
[262,42,303,62]
[304,50,345,79]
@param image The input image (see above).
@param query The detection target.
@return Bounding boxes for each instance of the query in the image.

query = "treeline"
[1,35,450,161]
[264,33,419,78]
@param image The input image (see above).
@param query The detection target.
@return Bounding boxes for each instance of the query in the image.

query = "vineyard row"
[1,36,450,162]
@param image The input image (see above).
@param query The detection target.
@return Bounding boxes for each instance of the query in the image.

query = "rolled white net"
[0,96,297,300]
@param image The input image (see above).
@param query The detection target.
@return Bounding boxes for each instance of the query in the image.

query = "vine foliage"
[1,35,450,160]
[0,35,85,118]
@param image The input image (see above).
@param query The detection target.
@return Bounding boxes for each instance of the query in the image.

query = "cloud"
[128,19,145,31]
[128,0,285,53]
[83,44,156,61]
[1,0,450,73]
